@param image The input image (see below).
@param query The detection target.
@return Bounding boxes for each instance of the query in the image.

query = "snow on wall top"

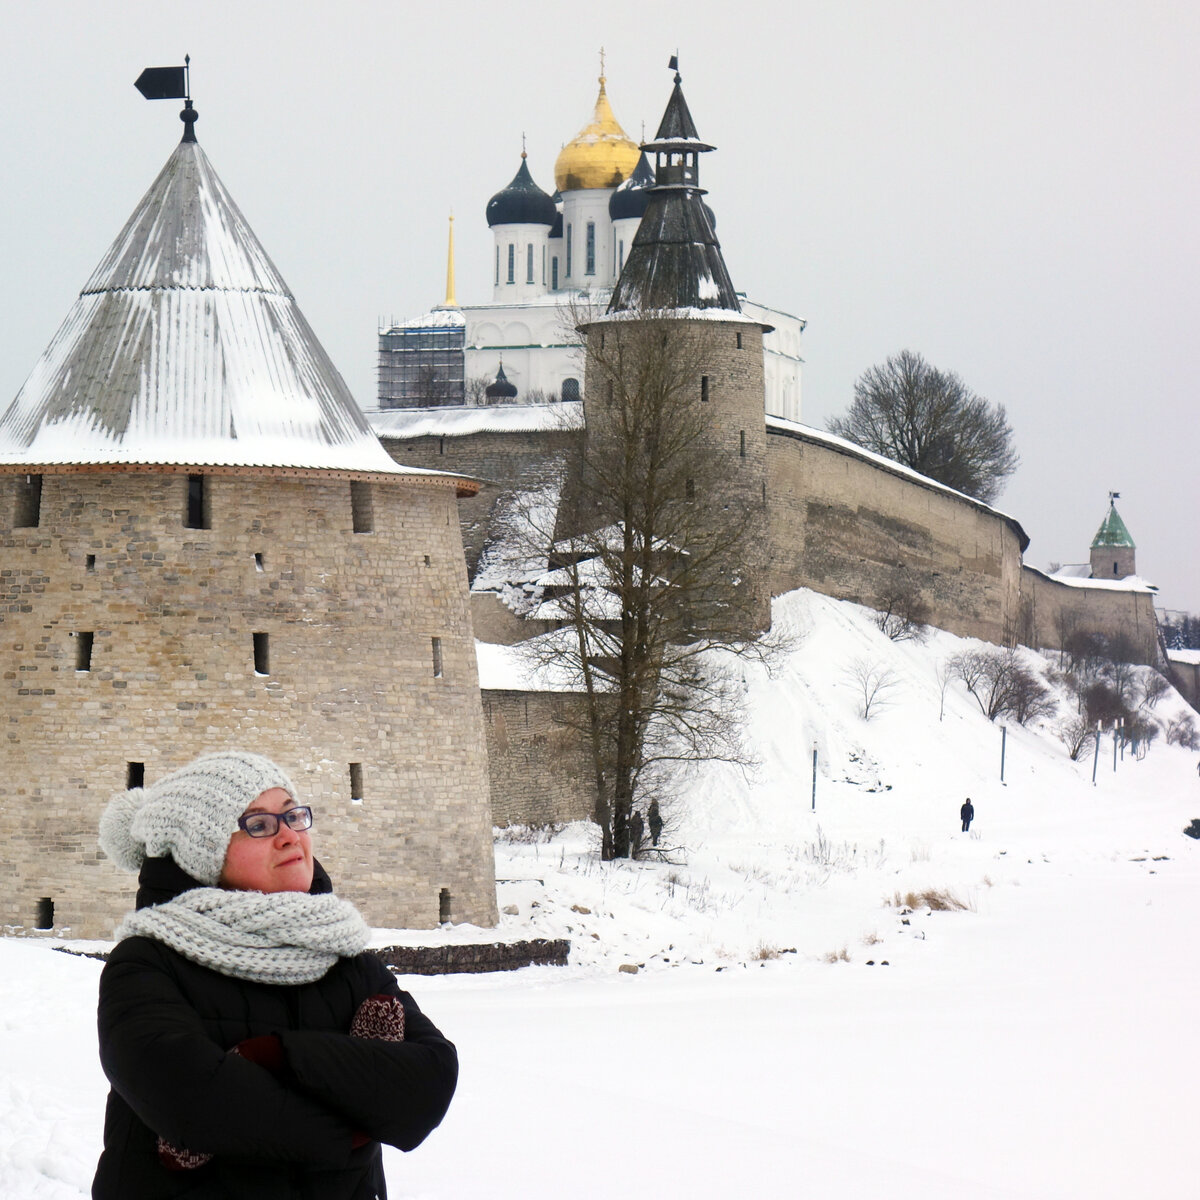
[1167,648,1200,666]
[0,140,410,476]
[1025,564,1158,594]
[369,402,585,440]
[767,416,1031,551]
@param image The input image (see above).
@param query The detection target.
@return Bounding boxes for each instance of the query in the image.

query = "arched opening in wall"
[253,632,270,675]
[585,221,596,275]
[439,888,452,924]
[185,475,210,530]
[350,481,374,533]
[349,762,364,802]
[35,898,54,930]
[14,474,42,528]
[562,378,580,402]
[74,631,94,672]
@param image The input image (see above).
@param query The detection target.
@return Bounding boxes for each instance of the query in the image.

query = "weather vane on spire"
[599,46,606,81]
[669,52,681,82]
[134,55,197,142]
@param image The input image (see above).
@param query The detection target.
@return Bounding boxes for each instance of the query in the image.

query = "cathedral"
[376,62,807,422]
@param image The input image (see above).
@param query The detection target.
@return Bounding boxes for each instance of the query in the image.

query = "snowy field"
[3,589,1198,1198]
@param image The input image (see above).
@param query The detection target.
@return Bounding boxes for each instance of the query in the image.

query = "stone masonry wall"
[482,690,596,826]
[0,470,497,937]
[1020,567,1159,664]
[379,428,577,580]
[766,426,1024,645]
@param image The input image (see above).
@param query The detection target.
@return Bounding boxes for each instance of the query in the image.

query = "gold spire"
[553,56,640,192]
[443,213,457,308]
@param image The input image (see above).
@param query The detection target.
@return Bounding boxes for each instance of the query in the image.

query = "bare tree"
[1137,672,1170,712]
[949,647,1054,725]
[873,574,930,642]
[1059,714,1096,761]
[846,657,900,720]
[935,659,955,721]
[523,308,772,860]
[828,350,1019,504]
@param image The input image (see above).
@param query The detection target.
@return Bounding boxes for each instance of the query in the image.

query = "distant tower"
[586,59,772,631]
[554,59,641,292]
[1090,493,1137,579]
[0,86,497,935]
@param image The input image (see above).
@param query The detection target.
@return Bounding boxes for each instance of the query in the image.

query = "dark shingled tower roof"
[607,64,740,314]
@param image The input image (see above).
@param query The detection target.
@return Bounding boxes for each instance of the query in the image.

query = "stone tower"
[584,61,772,631]
[0,98,497,937]
[1090,494,1137,580]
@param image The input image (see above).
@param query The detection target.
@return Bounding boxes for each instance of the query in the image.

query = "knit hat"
[99,751,298,885]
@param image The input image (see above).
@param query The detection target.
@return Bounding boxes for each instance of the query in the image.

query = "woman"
[92,750,457,1199]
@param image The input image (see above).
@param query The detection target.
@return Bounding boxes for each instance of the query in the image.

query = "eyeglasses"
[236,807,313,838]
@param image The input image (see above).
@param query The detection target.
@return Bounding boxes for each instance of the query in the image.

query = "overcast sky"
[1,1,1196,609]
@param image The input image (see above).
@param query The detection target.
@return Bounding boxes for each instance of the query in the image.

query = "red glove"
[350,994,406,1042]
[233,1033,285,1074]
[349,994,406,1149]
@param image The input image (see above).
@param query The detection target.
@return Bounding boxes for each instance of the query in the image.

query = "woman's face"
[219,787,314,893]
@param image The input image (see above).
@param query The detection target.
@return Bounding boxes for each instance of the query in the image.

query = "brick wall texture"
[0,470,498,937]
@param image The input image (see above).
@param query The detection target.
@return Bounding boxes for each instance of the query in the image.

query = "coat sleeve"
[97,938,358,1166]
[279,962,459,1152]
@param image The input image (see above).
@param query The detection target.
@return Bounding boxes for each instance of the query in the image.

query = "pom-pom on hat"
[99,751,298,885]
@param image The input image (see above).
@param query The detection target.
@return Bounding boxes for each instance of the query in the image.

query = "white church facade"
[377,70,806,423]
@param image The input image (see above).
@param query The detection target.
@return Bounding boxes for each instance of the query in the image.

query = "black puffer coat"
[92,858,457,1200]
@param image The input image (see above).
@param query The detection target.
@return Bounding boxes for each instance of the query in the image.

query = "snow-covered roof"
[369,401,584,440]
[1025,565,1158,594]
[1166,648,1200,666]
[1052,563,1094,579]
[767,416,1031,550]
[0,138,420,478]
[380,307,466,332]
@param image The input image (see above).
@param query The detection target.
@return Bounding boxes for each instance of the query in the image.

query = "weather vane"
[134,55,197,141]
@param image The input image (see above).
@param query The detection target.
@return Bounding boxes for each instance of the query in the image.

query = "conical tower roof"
[1091,500,1135,549]
[607,66,742,316]
[0,134,418,476]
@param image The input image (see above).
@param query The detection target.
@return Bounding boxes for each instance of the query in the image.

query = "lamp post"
[811,741,818,812]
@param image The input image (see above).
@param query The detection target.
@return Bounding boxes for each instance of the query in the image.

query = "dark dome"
[608,152,656,221]
[485,363,518,402]
[486,156,557,228]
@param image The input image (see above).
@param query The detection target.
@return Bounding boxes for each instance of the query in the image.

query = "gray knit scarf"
[117,888,370,985]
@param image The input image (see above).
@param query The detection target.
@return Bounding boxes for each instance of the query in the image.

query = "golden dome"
[554,76,641,192]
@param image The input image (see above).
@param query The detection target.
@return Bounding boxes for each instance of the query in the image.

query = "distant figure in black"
[629,809,645,858]
[647,799,663,847]
[960,798,975,833]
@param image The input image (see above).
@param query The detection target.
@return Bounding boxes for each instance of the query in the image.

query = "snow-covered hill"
[2,588,1197,1198]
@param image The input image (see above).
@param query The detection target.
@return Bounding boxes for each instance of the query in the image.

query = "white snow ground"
[2,588,1198,1198]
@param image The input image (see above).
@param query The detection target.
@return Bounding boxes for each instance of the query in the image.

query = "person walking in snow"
[629,809,645,858]
[960,798,975,833]
[648,799,663,847]
[92,750,457,1199]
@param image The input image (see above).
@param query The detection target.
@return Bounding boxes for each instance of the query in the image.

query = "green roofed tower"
[1090,494,1136,579]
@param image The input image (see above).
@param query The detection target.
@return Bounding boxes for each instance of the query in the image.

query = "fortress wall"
[0,471,497,937]
[1019,567,1159,664]
[470,592,560,646]
[482,690,596,826]
[766,427,1024,646]
[380,428,577,580]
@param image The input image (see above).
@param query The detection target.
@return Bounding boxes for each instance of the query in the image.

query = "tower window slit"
[85,554,96,571]
[75,631,94,672]
[686,478,695,500]
[740,430,746,458]
[736,332,743,349]
[253,632,269,675]
[439,888,452,924]
[350,481,374,533]
[254,552,264,571]
[15,474,42,528]
[185,474,210,530]
[127,762,145,788]
[35,898,54,930]
[701,376,710,402]
[432,636,443,678]
[349,762,364,802]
